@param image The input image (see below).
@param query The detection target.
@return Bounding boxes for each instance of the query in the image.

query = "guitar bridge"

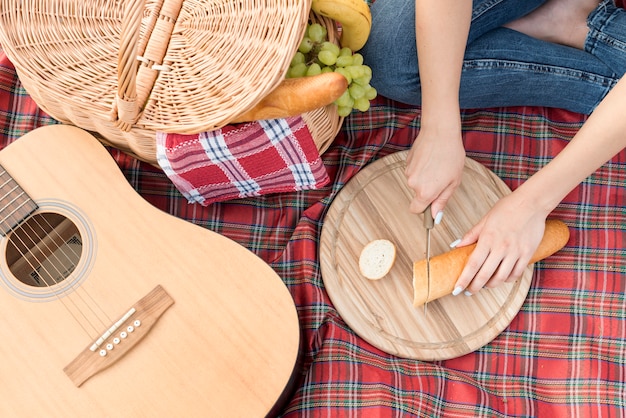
[64,285,174,387]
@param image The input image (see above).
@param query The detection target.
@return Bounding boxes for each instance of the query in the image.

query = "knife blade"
[423,204,434,315]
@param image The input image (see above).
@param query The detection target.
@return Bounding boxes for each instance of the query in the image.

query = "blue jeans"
[360,0,626,114]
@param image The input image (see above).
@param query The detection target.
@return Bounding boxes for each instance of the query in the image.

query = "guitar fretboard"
[0,164,38,236]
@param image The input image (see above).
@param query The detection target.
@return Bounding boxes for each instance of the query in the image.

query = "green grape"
[318,50,338,66]
[354,97,370,112]
[337,106,353,117]
[307,23,327,43]
[353,73,372,87]
[321,25,328,40]
[335,55,354,68]
[335,90,354,108]
[306,63,322,76]
[348,84,366,100]
[346,65,366,80]
[365,85,378,100]
[298,36,314,54]
[339,47,353,57]
[352,53,364,66]
[289,62,307,78]
[290,51,305,67]
[320,41,340,57]
[334,67,352,84]
[287,22,377,115]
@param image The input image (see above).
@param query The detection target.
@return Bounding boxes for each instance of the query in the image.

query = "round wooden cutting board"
[319,151,533,361]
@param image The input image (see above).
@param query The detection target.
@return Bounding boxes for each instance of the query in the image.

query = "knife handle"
[423,204,434,229]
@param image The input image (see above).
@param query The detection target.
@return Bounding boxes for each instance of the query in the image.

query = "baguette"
[230,72,348,123]
[412,219,570,307]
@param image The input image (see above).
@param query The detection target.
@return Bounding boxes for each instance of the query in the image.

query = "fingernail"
[434,211,444,225]
[449,238,461,248]
[464,291,473,296]
[452,286,463,296]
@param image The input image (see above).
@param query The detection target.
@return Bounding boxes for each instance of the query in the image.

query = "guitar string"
[19,214,110,336]
[33,213,114,326]
[0,173,111,340]
[1,213,98,338]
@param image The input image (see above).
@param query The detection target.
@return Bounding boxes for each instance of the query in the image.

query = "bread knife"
[423,204,434,315]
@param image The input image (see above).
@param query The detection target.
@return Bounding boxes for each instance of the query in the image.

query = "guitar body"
[0,125,300,417]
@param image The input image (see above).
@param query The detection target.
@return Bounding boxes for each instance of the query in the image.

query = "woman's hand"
[450,75,626,296]
[409,0,471,217]
[452,192,550,296]
[405,124,466,216]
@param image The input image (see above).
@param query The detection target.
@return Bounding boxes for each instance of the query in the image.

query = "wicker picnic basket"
[0,0,343,163]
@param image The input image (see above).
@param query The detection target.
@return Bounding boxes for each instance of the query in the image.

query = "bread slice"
[359,239,396,280]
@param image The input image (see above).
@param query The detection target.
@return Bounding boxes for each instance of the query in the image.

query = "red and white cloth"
[156,116,329,205]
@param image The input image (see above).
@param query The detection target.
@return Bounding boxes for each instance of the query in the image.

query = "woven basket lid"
[0,0,311,133]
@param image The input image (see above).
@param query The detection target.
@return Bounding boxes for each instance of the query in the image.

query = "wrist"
[420,96,461,127]
[419,110,462,136]
[513,180,560,218]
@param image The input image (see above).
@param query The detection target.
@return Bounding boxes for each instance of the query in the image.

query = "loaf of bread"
[412,219,570,307]
[230,72,348,123]
[359,239,397,280]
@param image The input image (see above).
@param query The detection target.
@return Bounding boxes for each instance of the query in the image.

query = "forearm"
[414,0,471,129]
[515,75,626,214]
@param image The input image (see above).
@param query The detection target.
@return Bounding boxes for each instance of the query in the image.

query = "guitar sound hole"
[5,212,82,287]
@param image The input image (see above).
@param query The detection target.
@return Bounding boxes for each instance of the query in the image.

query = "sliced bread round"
[359,239,396,280]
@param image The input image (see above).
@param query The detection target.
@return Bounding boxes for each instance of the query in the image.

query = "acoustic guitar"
[0,125,300,417]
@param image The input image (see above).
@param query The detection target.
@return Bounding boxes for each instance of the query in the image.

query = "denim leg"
[460,28,617,114]
[468,0,543,44]
[586,0,626,76]
[361,0,546,105]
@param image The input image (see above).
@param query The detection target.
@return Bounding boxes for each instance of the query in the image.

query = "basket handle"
[112,0,184,131]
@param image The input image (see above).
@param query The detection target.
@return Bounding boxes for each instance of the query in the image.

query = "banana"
[311,0,372,51]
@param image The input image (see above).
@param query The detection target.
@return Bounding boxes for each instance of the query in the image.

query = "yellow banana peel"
[311,0,372,51]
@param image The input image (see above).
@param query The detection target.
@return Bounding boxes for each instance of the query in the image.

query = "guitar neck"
[0,163,38,235]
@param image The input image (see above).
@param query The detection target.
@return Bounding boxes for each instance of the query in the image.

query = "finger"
[431,167,462,216]
[452,244,490,296]
[412,180,458,218]
[505,257,532,283]
[450,222,486,295]
[465,253,502,295]
[406,175,432,215]
[409,195,430,215]
[429,198,448,224]
[455,218,484,248]
[483,255,517,289]
[408,185,437,214]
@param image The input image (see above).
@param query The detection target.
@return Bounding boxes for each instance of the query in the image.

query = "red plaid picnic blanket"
[156,117,329,205]
[2,44,625,417]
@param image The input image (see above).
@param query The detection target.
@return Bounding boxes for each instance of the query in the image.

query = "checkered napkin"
[156,116,329,205]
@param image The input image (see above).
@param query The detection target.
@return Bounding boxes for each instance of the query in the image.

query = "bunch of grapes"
[287,22,377,117]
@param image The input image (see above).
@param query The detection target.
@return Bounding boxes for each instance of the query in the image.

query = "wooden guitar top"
[0,125,300,416]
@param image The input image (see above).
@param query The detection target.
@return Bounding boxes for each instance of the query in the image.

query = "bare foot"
[503,0,602,49]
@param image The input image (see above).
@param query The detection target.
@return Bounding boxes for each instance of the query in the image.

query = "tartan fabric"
[0,61,58,137]
[156,117,329,205]
[2,48,625,417]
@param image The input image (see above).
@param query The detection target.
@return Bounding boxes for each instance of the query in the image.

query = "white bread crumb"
[359,239,396,280]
